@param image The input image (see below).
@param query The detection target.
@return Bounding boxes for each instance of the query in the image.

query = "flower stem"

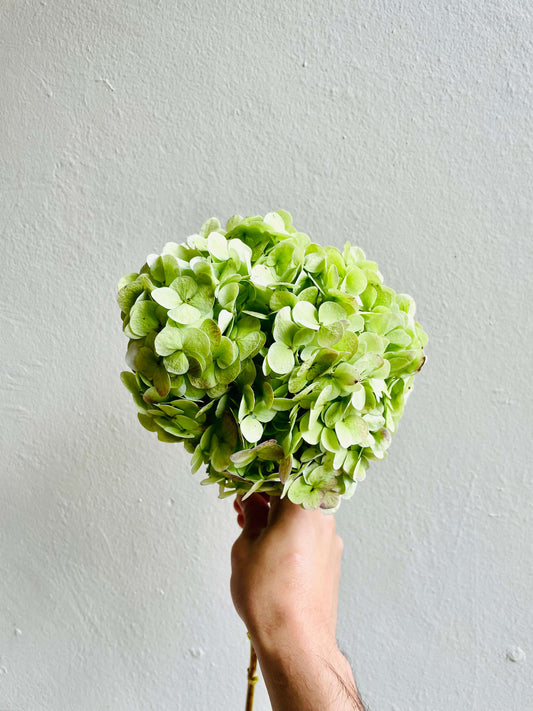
[245,631,259,711]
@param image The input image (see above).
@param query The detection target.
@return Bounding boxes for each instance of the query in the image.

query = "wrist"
[250,622,361,711]
[250,616,341,672]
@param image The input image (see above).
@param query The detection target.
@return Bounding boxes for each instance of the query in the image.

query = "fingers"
[235,492,270,538]
[234,492,270,514]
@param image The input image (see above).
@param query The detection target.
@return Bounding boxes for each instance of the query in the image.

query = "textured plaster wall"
[1,1,532,709]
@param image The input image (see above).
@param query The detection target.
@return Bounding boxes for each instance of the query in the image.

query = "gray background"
[1,1,531,709]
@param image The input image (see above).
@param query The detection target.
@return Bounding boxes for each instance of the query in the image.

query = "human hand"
[230,493,364,711]
[230,492,344,658]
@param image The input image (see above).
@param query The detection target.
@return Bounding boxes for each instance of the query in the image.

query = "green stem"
[245,631,259,711]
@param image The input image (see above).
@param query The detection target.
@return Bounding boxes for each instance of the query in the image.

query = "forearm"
[251,624,365,711]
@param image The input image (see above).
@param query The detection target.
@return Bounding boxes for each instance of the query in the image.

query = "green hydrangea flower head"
[117,210,428,513]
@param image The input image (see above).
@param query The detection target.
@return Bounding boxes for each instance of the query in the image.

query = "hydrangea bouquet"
[117,210,427,708]
[117,210,428,514]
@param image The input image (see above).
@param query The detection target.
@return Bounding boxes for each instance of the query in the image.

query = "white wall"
[1,1,531,709]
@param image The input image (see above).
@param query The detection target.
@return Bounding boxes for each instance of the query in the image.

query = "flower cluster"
[117,210,428,512]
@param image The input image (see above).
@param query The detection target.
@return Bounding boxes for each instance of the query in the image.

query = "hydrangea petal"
[267,342,295,374]
[318,301,347,325]
[241,415,263,443]
[168,303,201,324]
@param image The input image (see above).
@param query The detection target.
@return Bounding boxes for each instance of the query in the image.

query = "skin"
[230,492,366,711]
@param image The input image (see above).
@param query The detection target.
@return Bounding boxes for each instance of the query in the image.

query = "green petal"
[326,264,340,289]
[200,318,222,348]
[318,301,347,325]
[304,251,326,273]
[187,363,217,390]
[251,264,277,287]
[215,357,241,385]
[161,254,181,285]
[151,286,181,309]
[365,312,407,335]
[211,443,232,472]
[243,383,255,413]
[241,478,268,501]
[313,383,334,412]
[288,478,322,510]
[267,342,295,375]
[225,214,244,231]
[270,290,298,311]
[360,284,377,309]
[171,276,197,302]
[323,402,345,429]
[154,326,183,357]
[190,284,215,312]
[215,336,237,368]
[117,272,138,292]
[253,402,276,423]
[256,441,285,460]
[153,364,171,397]
[137,412,157,432]
[320,427,340,453]
[168,303,202,324]
[129,301,160,337]
[347,313,365,332]
[305,465,334,488]
[386,327,412,347]
[134,346,158,379]
[273,306,297,346]
[143,386,166,404]
[207,231,229,260]
[217,282,240,310]
[241,415,263,443]
[263,211,287,232]
[199,217,221,238]
[337,415,370,447]
[292,301,319,330]
[147,254,165,283]
[123,322,140,340]
[272,397,295,411]
[333,363,360,387]
[120,370,140,395]
[300,411,323,445]
[386,349,425,376]
[334,421,355,449]
[230,449,258,467]
[334,331,359,357]
[228,238,252,265]
[317,322,344,348]
[333,446,348,470]
[117,280,146,313]
[157,404,182,417]
[163,351,189,375]
[350,383,367,410]
[342,266,367,295]
[187,354,207,376]
[298,286,319,303]
[355,352,389,378]
[292,327,315,349]
[237,331,265,360]
[279,455,293,482]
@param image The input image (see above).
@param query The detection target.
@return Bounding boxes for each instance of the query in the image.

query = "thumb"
[237,492,270,539]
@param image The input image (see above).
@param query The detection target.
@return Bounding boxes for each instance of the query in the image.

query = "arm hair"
[322,656,368,711]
